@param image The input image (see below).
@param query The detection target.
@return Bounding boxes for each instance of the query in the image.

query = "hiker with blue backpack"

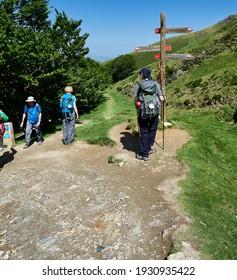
[134,67,164,161]
[20,96,43,149]
[0,109,9,152]
[60,86,79,145]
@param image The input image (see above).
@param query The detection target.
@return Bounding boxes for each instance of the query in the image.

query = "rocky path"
[0,123,200,260]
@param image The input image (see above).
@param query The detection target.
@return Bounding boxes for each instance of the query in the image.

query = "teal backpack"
[60,94,74,120]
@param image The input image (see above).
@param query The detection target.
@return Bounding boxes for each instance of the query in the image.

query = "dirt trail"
[0,122,200,260]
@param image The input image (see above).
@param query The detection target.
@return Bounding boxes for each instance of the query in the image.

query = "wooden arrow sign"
[155,27,193,34]
[155,53,193,60]
[135,45,171,52]
[166,53,193,60]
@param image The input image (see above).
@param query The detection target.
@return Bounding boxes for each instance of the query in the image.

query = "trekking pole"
[162,99,165,149]
[154,99,165,150]
[136,109,141,143]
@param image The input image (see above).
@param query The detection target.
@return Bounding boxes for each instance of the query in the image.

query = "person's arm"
[74,102,79,119]
[20,112,26,128]
[156,83,165,102]
[0,123,5,136]
[134,83,140,108]
[37,112,42,126]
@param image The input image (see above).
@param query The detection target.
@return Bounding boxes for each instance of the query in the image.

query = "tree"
[107,54,136,83]
[69,58,112,115]
[0,0,90,130]
[51,10,89,66]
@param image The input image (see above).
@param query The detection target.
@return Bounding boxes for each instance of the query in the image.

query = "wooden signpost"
[158,12,193,123]
[134,12,193,149]
[155,12,193,148]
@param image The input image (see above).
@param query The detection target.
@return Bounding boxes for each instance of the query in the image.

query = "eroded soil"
[0,123,200,260]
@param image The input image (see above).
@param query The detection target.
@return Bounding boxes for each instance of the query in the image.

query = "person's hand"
[20,122,23,128]
[159,96,165,102]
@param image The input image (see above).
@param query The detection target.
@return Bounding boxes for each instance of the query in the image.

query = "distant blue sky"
[49,0,236,61]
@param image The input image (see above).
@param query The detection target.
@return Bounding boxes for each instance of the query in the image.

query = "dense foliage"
[106,54,136,83]
[0,0,111,131]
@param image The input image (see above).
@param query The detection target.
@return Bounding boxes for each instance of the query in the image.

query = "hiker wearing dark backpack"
[20,96,43,149]
[60,86,79,145]
[134,67,164,161]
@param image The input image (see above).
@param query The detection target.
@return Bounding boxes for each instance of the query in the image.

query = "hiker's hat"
[139,67,152,79]
[25,96,36,102]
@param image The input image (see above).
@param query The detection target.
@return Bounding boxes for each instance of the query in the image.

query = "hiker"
[60,86,79,145]
[134,67,164,161]
[0,113,6,152]
[0,109,9,122]
[20,96,43,149]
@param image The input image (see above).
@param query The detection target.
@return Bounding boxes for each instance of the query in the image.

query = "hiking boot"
[149,148,157,155]
[136,154,143,160]
[38,141,42,145]
[136,154,149,161]
[23,143,29,149]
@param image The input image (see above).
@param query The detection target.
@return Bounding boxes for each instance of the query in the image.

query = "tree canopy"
[0,0,111,131]
[106,54,136,83]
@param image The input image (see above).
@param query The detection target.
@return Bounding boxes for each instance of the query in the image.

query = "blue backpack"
[60,94,74,112]
[60,94,74,119]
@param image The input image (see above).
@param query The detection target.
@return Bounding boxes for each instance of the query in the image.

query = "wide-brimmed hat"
[25,96,36,102]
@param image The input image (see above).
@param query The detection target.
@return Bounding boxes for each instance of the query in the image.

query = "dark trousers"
[138,114,159,157]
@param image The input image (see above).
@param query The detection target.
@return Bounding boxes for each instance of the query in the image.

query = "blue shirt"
[24,103,41,124]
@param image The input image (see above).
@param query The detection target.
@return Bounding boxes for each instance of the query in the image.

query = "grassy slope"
[172,111,237,259]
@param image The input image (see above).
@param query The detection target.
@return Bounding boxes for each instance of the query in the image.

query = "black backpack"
[138,80,159,118]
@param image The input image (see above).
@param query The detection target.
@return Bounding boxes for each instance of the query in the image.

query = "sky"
[49,0,236,61]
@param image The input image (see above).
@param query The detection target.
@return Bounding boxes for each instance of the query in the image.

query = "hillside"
[116,14,237,122]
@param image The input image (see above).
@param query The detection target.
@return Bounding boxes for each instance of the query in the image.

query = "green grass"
[171,110,237,259]
[75,89,136,145]
[166,51,237,110]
